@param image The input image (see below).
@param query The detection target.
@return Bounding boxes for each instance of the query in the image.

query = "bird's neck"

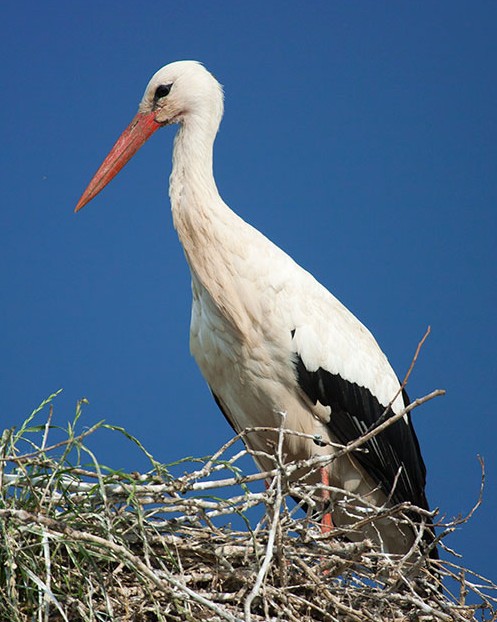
[169,115,250,335]
[170,115,220,219]
[169,114,227,266]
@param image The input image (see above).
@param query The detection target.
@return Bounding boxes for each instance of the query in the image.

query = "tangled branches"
[0,392,495,621]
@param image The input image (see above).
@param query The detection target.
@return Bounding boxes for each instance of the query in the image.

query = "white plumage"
[76,61,435,557]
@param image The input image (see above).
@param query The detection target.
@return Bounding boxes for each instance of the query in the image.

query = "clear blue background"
[1,2,496,583]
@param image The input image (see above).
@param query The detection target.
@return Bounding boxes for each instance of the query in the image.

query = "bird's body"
[76,61,435,558]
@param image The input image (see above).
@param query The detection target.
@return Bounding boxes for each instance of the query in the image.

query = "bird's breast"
[189,266,305,434]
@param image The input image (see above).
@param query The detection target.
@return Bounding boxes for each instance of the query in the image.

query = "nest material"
[0,393,495,622]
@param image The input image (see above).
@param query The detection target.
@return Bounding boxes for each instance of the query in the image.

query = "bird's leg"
[320,467,334,534]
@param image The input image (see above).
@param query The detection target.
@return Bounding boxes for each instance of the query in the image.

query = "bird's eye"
[154,84,173,100]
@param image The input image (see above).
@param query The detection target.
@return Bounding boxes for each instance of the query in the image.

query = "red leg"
[320,466,334,534]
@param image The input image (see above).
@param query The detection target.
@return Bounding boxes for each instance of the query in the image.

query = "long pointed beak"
[75,111,162,212]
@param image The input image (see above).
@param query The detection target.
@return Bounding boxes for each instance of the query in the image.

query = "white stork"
[75,61,436,558]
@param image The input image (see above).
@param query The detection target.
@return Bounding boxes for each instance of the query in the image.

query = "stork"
[75,61,436,558]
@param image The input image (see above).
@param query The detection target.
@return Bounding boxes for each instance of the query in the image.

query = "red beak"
[75,111,161,212]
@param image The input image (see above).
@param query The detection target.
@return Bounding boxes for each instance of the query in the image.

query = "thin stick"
[244,414,287,621]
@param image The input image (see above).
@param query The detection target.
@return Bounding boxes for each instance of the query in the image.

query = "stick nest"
[0,391,495,621]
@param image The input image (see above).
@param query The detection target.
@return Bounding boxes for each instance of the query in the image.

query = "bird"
[75,60,436,559]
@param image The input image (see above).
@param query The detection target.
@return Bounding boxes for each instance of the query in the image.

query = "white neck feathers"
[168,101,250,335]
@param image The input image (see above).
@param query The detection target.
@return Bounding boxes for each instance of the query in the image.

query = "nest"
[0,391,495,621]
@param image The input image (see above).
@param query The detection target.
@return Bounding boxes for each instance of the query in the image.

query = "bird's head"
[75,60,223,212]
[140,60,224,126]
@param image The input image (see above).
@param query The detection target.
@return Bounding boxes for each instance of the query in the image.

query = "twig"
[0,422,104,463]
[244,412,286,620]
[402,326,431,388]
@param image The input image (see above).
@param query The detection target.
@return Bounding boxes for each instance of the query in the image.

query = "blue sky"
[1,2,496,583]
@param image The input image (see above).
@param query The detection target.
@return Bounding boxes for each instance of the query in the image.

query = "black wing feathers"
[295,355,429,511]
